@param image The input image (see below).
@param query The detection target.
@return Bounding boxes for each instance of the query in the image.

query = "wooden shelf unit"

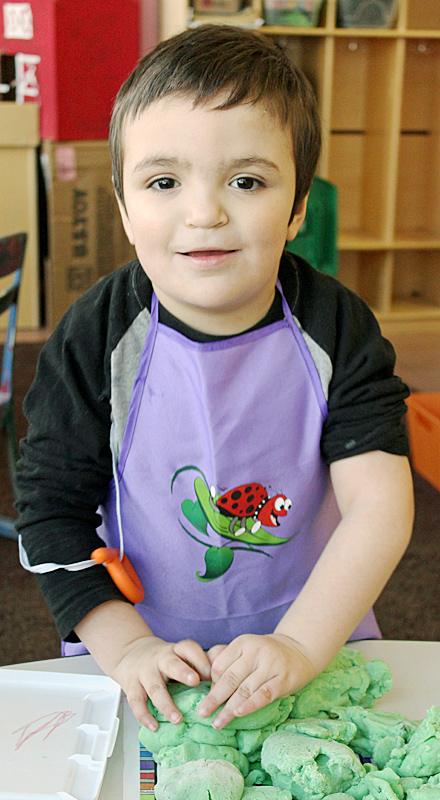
[160,0,440,335]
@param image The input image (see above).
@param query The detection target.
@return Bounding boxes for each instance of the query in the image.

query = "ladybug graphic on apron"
[171,465,295,582]
[215,482,292,536]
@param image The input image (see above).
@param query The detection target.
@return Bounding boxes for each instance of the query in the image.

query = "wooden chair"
[0,232,27,540]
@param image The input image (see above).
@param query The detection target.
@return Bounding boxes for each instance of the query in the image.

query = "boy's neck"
[153,288,278,338]
[158,291,283,342]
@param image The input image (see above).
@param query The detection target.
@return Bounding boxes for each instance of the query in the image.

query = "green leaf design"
[196,546,234,581]
[194,477,292,546]
[181,499,209,535]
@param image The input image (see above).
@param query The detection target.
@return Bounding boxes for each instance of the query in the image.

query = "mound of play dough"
[139,647,440,799]
[289,651,392,719]
[382,707,440,778]
[159,740,251,777]
[331,706,417,759]
[139,718,238,759]
[154,757,244,800]
[261,730,366,800]
[242,787,293,798]
[278,717,357,746]
[147,681,293,730]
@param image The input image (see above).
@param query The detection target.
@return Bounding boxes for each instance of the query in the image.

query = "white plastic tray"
[0,669,121,800]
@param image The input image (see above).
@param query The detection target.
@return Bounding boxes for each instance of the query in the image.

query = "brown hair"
[110,24,321,214]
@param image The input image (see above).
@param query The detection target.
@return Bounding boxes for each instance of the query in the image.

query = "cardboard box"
[43,140,136,330]
[0,0,139,140]
[0,103,40,330]
[406,393,440,493]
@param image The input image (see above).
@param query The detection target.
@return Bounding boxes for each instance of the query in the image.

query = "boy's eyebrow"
[228,157,281,173]
[131,155,281,174]
[132,156,189,173]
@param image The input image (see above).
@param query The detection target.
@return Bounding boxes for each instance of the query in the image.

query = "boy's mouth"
[181,249,237,258]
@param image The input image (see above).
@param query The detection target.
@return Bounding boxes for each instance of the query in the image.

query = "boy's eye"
[230,176,263,191]
[148,177,179,191]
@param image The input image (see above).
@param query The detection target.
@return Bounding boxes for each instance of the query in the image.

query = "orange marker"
[91,547,144,604]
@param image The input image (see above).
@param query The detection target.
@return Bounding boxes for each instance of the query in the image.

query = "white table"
[4,640,440,799]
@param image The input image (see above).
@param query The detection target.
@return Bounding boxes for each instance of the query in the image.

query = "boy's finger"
[210,674,278,729]
[209,641,242,682]
[231,678,279,719]
[173,639,212,681]
[161,649,208,687]
[126,684,159,729]
[206,644,228,664]
[197,659,249,719]
[143,679,183,725]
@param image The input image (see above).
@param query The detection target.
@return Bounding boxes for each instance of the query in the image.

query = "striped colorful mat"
[140,744,156,797]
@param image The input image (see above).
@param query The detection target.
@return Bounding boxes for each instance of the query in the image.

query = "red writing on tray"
[13,710,76,750]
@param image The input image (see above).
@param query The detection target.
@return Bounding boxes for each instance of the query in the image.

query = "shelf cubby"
[338,250,393,314]
[392,250,440,316]
[395,39,440,241]
[405,0,440,32]
[328,37,400,242]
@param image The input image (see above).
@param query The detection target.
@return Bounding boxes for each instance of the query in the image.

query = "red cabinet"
[0,0,140,140]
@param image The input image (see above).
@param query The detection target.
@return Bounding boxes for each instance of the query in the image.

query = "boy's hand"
[197,633,317,729]
[112,635,212,730]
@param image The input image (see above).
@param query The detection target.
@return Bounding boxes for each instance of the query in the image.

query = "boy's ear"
[286,193,309,242]
[114,181,136,246]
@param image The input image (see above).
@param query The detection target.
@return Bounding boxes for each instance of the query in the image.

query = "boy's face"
[118,94,307,334]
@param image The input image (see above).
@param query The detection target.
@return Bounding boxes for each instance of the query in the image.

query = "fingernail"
[235,707,245,716]
[148,721,158,731]
[198,707,208,717]
[171,712,182,724]
[212,718,222,729]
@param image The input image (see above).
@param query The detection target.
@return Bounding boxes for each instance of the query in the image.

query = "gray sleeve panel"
[292,314,333,402]
[110,306,151,459]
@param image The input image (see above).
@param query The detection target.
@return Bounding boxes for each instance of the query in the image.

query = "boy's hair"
[110,24,321,214]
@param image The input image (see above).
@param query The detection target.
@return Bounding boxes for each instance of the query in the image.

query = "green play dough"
[146,681,293,729]
[139,719,189,754]
[322,795,356,800]
[188,722,238,747]
[237,727,277,757]
[278,717,357,746]
[382,707,440,778]
[330,706,417,759]
[159,740,250,777]
[232,697,294,730]
[138,648,440,799]
[289,658,392,719]
[147,681,212,723]
[351,767,405,800]
[242,787,293,798]
[244,765,273,786]
[154,758,244,800]
[261,731,366,800]
[139,718,238,758]
[407,788,440,800]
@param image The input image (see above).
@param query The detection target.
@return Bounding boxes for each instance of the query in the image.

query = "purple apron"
[64,283,380,655]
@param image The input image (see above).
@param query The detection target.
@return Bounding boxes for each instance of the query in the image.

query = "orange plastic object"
[406,393,440,493]
[91,547,144,604]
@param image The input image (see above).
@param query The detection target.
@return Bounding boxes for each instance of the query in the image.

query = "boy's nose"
[185,193,228,229]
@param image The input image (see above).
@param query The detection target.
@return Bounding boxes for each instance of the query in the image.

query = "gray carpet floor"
[0,344,439,667]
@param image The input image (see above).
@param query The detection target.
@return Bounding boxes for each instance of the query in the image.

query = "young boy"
[17,25,413,733]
